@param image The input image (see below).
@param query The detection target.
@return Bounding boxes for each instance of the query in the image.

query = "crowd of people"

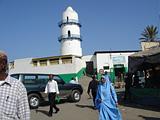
[0,51,122,120]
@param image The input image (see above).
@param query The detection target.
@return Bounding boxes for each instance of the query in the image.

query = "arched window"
[68,30,71,37]
[67,16,69,22]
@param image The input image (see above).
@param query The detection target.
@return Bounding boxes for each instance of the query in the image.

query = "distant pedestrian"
[0,51,30,120]
[70,77,79,84]
[95,76,122,120]
[133,73,140,87]
[124,73,132,101]
[87,75,99,109]
[45,75,60,117]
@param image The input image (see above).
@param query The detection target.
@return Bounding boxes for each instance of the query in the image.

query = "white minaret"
[58,6,82,56]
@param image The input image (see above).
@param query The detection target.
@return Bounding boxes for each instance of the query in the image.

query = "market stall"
[128,47,160,106]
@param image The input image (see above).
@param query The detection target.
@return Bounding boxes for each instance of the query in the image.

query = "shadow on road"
[35,108,59,116]
[35,109,49,116]
[139,115,160,120]
[39,101,49,107]
[116,90,160,112]
[39,99,69,107]
[75,104,96,110]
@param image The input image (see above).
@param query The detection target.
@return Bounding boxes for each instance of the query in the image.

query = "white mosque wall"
[63,7,78,20]
[74,57,86,73]
[96,54,111,72]
[61,40,82,56]
[61,25,80,35]
[9,57,84,75]
[82,55,96,68]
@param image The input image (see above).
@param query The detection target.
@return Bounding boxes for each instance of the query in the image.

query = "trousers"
[48,92,59,115]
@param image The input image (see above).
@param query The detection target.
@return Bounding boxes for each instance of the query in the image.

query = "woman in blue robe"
[95,75,122,120]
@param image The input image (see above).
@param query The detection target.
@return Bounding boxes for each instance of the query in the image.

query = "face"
[101,77,106,84]
[49,74,54,80]
[0,53,8,73]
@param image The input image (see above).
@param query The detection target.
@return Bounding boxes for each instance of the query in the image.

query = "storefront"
[128,47,160,106]
[94,50,138,82]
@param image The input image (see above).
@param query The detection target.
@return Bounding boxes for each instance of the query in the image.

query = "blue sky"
[0,0,159,61]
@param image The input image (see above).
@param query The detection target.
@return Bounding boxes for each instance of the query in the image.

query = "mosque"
[9,6,138,83]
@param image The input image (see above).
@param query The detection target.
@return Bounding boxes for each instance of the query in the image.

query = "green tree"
[140,25,159,42]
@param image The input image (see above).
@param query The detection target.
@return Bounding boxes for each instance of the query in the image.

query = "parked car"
[10,73,83,109]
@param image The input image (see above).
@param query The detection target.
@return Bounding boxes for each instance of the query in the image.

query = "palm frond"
[140,25,159,41]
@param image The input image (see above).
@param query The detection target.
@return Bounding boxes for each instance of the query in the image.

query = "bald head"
[0,51,8,74]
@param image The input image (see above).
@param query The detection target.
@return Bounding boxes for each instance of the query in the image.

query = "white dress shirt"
[45,80,59,94]
[0,80,5,85]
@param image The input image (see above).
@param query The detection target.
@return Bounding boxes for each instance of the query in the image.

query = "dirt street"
[31,76,160,120]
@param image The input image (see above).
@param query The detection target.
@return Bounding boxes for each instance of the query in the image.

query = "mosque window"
[50,59,59,65]
[39,60,47,66]
[67,16,69,22]
[103,66,109,70]
[33,61,38,67]
[62,57,72,64]
[68,30,71,37]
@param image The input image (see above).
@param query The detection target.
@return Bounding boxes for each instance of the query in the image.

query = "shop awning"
[128,47,160,73]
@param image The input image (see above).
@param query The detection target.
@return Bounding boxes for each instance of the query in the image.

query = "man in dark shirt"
[87,75,99,109]
[124,73,133,101]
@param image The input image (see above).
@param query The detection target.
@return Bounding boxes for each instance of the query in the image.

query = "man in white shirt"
[45,75,60,117]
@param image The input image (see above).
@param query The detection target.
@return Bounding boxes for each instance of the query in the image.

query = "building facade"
[82,50,138,82]
[9,7,138,83]
[9,55,86,83]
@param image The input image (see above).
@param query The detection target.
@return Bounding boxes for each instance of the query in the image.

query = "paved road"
[31,76,160,120]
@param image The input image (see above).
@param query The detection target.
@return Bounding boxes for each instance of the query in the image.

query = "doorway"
[114,64,125,82]
[86,61,94,75]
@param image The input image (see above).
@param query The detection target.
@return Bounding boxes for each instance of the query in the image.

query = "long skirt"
[99,103,122,120]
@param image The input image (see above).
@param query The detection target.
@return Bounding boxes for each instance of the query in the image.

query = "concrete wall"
[141,41,160,51]
[96,52,136,73]
[82,55,96,68]
[9,57,84,75]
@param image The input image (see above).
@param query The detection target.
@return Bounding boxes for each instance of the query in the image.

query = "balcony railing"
[58,34,82,42]
[58,19,81,27]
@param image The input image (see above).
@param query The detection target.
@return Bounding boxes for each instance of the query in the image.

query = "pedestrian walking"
[95,76,122,120]
[124,73,132,101]
[0,51,30,120]
[45,74,60,117]
[87,75,99,109]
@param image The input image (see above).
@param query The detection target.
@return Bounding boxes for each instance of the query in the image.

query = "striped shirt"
[0,76,30,120]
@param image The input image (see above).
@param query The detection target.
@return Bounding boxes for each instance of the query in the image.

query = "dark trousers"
[48,92,59,115]
[92,91,97,107]
[124,87,131,101]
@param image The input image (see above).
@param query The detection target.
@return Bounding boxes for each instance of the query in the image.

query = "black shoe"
[55,108,60,113]
[48,111,52,117]
[48,113,52,117]
[93,106,97,110]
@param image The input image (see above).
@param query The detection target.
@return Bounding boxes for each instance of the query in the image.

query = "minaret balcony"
[58,34,82,42]
[58,19,81,27]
